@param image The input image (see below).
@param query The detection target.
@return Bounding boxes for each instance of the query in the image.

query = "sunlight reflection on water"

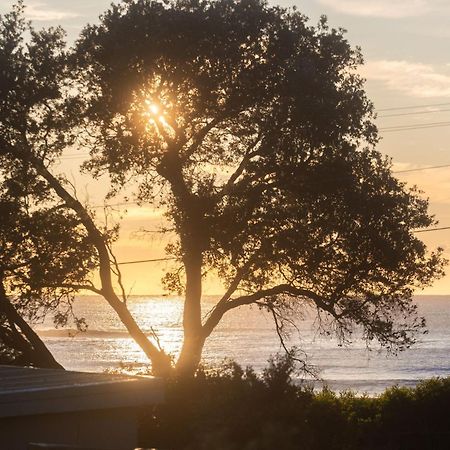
[36,295,450,394]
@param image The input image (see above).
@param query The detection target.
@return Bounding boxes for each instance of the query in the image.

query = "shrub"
[140,356,450,450]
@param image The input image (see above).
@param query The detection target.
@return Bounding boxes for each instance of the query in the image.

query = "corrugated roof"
[0,365,164,418]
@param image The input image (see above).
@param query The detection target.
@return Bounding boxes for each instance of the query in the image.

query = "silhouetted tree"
[0,1,445,376]
[71,0,445,374]
[0,4,93,367]
[0,1,173,374]
[0,179,97,368]
[0,3,101,365]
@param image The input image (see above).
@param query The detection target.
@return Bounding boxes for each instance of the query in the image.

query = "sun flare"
[149,104,159,115]
[145,99,160,116]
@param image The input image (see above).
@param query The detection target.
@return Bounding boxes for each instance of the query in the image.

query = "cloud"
[360,60,450,98]
[25,2,80,21]
[317,0,430,18]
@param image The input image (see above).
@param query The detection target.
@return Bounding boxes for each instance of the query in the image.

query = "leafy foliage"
[74,0,445,371]
[141,356,450,450]
[0,0,445,373]
[0,2,97,366]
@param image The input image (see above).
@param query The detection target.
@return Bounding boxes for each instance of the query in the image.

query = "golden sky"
[2,0,450,294]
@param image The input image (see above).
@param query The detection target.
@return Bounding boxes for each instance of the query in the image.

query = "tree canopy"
[0,2,96,367]
[72,0,444,373]
[0,0,445,375]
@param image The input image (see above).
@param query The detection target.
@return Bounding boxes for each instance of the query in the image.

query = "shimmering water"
[36,295,450,395]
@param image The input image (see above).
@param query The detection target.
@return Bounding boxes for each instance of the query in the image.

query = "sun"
[145,99,160,116]
[149,103,160,115]
[142,97,175,138]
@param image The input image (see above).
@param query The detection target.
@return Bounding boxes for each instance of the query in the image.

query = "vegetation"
[0,4,96,367]
[0,0,445,375]
[141,356,450,450]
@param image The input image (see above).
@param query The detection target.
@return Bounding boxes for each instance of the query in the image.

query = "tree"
[0,3,100,367]
[0,177,97,368]
[0,1,173,373]
[0,0,444,377]
[71,0,444,375]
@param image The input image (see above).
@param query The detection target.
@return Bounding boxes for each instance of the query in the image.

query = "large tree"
[72,0,444,374]
[0,0,444,376]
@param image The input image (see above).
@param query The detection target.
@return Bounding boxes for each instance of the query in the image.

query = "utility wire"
[85,163,450,209]
[116,257,175,265]
[112,225,450,267]
[393,164,450,174]
[379,108,450,118]
[113,226,447,266]
[91,201,139,209]
[379,120,450,132]
[377,102,450,112]
[55,102,450,163]
[413,226,450,234]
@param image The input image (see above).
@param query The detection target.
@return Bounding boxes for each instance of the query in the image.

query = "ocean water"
[36,295,450,395]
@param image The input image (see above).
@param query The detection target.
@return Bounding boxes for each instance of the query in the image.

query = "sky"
[2,0,450,294]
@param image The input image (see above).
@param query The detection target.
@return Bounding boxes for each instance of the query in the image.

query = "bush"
[140,356,450,450]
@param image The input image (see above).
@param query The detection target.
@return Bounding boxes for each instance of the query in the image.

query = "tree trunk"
[0,283,64,369]
[102,289,173,376]
[32,156,172,376]
[176,243,205,376]
[175,333,206,376]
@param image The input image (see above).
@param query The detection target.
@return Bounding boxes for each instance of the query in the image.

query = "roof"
[0,365,164,418]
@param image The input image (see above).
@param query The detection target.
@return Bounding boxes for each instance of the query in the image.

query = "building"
[0,365,164,450]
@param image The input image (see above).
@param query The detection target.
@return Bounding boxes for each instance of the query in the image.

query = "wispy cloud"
[360,60,450,98]
[25,2,80,22]
[317,0,431,18]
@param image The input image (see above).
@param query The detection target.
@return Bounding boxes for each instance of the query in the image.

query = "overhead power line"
[113,225,450,266]
[112,226,450,267]
[379,108,450,118]
[85,163,450,210]
[393,164,450,174]
[377,102,450,112]
[379,121,450,132]
[91,201,139,209]
[116,257,175,265]
[413,226,450,234]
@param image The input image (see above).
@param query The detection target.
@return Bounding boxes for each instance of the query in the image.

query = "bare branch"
[267,304,319,378]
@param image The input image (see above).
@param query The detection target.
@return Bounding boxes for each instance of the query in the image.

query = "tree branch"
[267,305,318,378]
[181,114,227,161]
[40,282,103,295]
[203,283,336,337]
[216,135,262,198]
[19,150,170,373]
[202,254,258,324]
[0,280,64,369]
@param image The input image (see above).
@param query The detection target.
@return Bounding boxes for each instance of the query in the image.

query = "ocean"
[36,295,450,395]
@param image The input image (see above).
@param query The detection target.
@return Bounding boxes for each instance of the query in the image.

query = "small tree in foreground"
[0,0,445,376]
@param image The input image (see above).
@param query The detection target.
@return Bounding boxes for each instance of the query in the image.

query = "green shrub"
[140,356,450,450]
